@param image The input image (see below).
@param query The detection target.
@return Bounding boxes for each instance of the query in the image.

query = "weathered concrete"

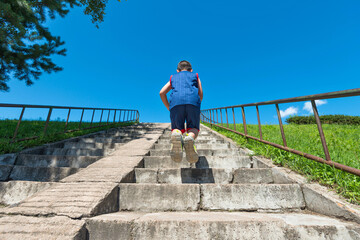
[0,215,86,240]
[157,168,233,184]
[201,184,305,211]
[16,154,100,168]
[63,141,102,149]
[150,148,241,157]
[86,212,145,240]
[0,181,56,205]
[0,153,17,165]
[303,184,360,224]
[10,166,80,182]
[86,212,360,240]
[157,138,224,145]
[43,147,105,156]
[0,182,119,218]
[154,143,232,150]
[60,156,143,183]
[119,184,200,211]
[233,168,274,184]
[143,155,251,169]
[0,165,12,181]
[135,168,158,183]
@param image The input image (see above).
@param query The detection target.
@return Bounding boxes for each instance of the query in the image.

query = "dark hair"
[177,60,192,71]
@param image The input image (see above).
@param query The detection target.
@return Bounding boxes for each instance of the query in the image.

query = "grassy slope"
[0,120,137,154]
[203,122,360,205]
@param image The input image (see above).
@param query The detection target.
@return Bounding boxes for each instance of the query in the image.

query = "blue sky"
[1,0,360,123]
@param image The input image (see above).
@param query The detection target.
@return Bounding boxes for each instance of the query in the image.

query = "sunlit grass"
[0,120,137,154]
[204,122,360,205]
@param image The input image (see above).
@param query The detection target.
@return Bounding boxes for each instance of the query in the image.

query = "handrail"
[0,103,140,142]
[201,88,360,177]
[202,88,360,110]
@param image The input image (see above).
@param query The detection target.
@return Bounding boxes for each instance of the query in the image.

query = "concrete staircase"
[0,124,159,205]
[86,127,360,239]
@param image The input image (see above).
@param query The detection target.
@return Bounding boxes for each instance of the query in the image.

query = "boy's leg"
[170,105,186,162]
[183,104,200,163]
[187,128,199,140]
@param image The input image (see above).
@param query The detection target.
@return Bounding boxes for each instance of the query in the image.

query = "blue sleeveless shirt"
[169,71,201,110]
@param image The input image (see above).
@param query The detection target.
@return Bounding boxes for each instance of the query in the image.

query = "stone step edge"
[85,211,360,240]
[134,168,294,184]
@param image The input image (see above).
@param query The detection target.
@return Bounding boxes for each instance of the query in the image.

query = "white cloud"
[303,100,327,113]
[280,106,298,118]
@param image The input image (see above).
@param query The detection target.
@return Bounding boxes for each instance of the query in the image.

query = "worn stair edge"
[0,215,87,240]
[86,212,360,240]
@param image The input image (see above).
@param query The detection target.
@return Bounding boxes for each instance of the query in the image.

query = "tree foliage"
[0,0,111,91]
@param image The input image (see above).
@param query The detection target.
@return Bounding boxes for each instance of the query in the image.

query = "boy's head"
[177,60,193,72]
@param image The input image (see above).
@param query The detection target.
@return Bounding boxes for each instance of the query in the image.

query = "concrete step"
[153,143,233,150]
[43,148,105,156]
[86,211,360,240]
[95,132,143,138]
[143,156,252,169]
[79,137,132,144]
[149,149,243,157]
[118,184,305,211]
[135,168,279,184]
[63,142,101,149]
[159,135,218,141]
[156,139,225,144]
[0,181,56,205]
[16,154,100,168]
[135,168,233,184]
[9,166,80,182]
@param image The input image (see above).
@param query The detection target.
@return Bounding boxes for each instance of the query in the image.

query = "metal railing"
[201,88,360,177]
[0,103,140,142]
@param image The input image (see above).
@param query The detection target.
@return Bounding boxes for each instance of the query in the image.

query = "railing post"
[275,104,287,147]
[43,107,53,135]
[79,109,84,129]
[123,110,126,122]
[113,110,117,123]
[226,108,229,128]
[127,111,130,122]
[311,100,331,161]
[99,109,104,126]
[232,108,236,131]
[12,107,26,141]
[241,107,247,135]
[209,110,213,127]
[256,105,263,140]
[64,108,71,132]
[90,109,95,127]
[107,110,110,124]
[216,109,219,125]
[220,109,223,127]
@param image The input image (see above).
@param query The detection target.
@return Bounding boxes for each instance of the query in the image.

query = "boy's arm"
[198,77,203,101]
[159,81,172,111]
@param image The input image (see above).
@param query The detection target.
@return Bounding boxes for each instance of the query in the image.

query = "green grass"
[203,122,360,205]
[0,120,137,154]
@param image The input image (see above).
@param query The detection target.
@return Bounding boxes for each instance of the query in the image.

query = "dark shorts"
[170,104,200,133]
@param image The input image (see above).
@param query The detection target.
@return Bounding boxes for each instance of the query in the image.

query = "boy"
[159,60,203,163]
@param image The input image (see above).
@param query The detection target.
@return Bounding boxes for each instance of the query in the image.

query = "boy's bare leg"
[187,129,199,140]
[170,129,183,162]
[183,129,199,163]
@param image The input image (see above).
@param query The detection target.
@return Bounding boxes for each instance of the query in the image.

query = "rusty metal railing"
[201,88,360,177]
[0,103,140,142]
